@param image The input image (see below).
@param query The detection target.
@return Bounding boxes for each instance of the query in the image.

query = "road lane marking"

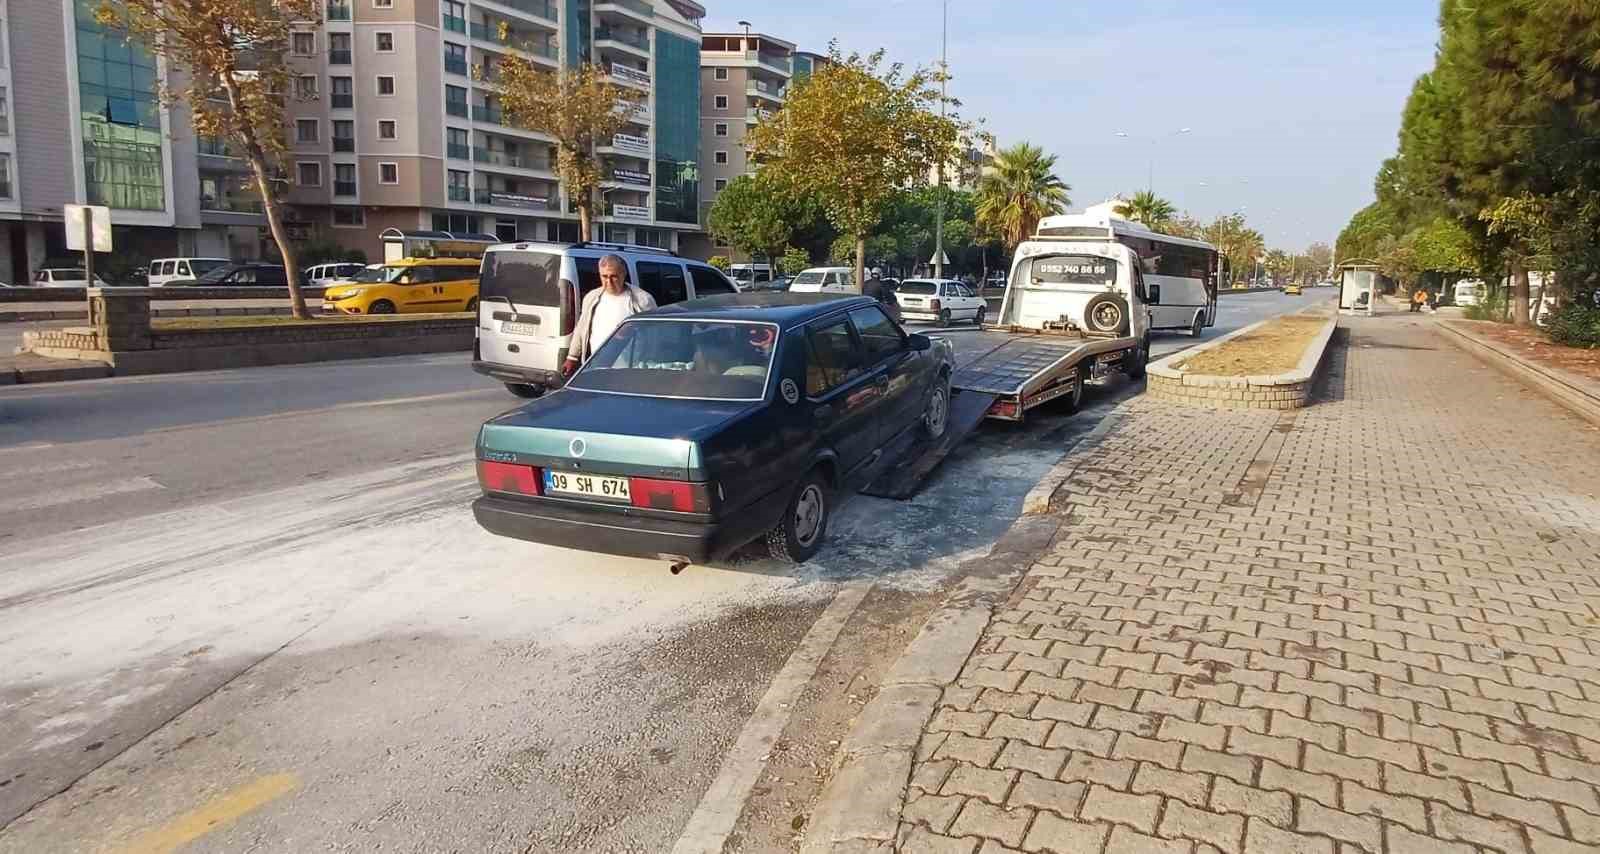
[0,476,163,514]
[118,773,299,854]
[671,581,872,854]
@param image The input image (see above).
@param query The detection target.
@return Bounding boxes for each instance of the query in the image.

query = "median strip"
[1146,306,1339,410]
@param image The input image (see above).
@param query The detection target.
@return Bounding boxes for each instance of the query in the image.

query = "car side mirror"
[1147,284,1161,305]
[908,333,932,352]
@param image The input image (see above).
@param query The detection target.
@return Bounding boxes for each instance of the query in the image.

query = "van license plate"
[501,320,540,335]
[545,471,630,501]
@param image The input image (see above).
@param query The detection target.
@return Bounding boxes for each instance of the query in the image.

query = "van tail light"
[477,460,542,496]
[559,278,577,336]
[929,299,942,312]
[988,398,1020,419]
[629,477,713,513]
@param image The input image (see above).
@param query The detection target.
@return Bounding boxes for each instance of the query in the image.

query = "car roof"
[643,293,876,330]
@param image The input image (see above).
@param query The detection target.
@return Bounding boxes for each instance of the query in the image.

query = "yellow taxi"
[1284,283,1304,296]
[321,257,483,315]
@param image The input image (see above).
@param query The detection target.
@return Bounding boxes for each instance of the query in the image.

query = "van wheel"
[369,299,396,315]
[1084,294,1130,335]
[505,383,544,399]
[766,471,830,563]
[1190,313,1205,338]
[465,298,478,313]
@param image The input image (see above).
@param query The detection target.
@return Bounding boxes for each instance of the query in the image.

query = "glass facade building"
[653,30,699,225]
[74,0,165,211]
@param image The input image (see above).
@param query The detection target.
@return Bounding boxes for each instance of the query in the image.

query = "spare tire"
[1083,294,1130,335]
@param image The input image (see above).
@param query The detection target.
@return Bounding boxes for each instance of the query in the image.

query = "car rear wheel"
[975,306,987,326]
[937,309,951,327]
[922,378,950,440]
[505,383,544,399]
[767,472,830,563]
[465,297,478,313]
[369,299,396,315]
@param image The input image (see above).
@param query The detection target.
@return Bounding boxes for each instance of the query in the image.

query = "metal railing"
[471,104,502,124]
[474,148,552,170]
[596,0,653,16]
[754,51,792,73]
[479,0,556,21]
[446,101,469,118]
[330,93,353,109]
[197,136,237,157]
[326,3,351,20]
[594,27,649,50]
[334,181,357,196]
[448,186,472,202]
[747,79,785,98]
[443,14,466,32]
[329,48,352,65]
[200,194,265,213]
[447,142,471,160]
[444,55,468,75]
[332,137,355,152]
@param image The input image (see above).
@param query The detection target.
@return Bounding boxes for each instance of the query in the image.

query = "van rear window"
[481,251,561,306]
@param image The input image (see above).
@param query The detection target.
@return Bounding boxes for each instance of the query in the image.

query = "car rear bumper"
[475,494,747,563]
[472,359,563,388]
[901,310,939,322]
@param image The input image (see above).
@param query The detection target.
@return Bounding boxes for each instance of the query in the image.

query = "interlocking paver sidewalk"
[898,316,1600,853]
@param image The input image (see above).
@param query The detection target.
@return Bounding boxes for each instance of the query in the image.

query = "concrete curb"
[802,408,1129,852]
[1434,321,1600,428]
[1146,306,1338,410]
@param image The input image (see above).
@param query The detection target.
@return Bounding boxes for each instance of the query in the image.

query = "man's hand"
[562,358,579,377]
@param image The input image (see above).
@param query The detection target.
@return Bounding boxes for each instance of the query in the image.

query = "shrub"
[707,255,731,272]
[1464,289,1508,322]
[781,247,810,276]
[1545,304,1600,349]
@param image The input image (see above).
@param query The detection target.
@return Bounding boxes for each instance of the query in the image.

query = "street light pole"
[933,0,948,280]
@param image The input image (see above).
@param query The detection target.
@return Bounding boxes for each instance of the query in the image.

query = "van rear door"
[478,249,570,376]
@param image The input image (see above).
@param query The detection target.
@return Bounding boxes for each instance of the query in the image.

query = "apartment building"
[286,0,706,259]
[0,0,268,285]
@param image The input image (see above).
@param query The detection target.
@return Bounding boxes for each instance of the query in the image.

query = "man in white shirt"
[564,254,657,376]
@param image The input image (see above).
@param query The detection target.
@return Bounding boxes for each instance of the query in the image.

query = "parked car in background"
[895,278,987,326]
[471,241,740,399]
[304,262,367,287]
[147,257,229,287]
[788,267,857,294]
[471,294,956,565]
[729,263,773,289]
[1453,279,1484,307]
[33,268,109,287]
[321,257,481,315]
[167,262,298,287]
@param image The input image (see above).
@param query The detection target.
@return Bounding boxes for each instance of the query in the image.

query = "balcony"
[751,52,792,74]
[334,181,357,196]
[595,0,652,21]
[448,142,471,160]
[595,26,650,56]
[474,148,552,172]
[326,2,350,20]
[471,104,503,124]
[445,55,468,75]
[446,101,469,118]
[747,79,785,102]
[200,193,265,213]
[448,186,472,202]
[197,136,237,157]
[471,22,558,60]
[745,106,773,124]
[599,131,652,157]
[608,63,651,90]
[478,0,556,23]
[332,137,355,152]
[475,189,558,210]
[329,48,352,65]
[443,14,467,33]
[331,93,353,109]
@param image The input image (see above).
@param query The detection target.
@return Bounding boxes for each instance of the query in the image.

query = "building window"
[375,32,394,52]
[296,119,319,143]
[329,32,352,64]
[333,206,365,226]
[373,0,394,7]
[376,75,396,96]
[0,154,11,199]
[714,122,728,137]
[292,32,315,55]
[433,213,478,232]
[377,120,397,140]
[714,150,728,165]
[334,163,356,195]
[714,67,728,81]
[714,178,727,191]
[332,119,355,151]
[0,87,9,135]
[379,162,399,184]
[330,76,354,108]
[75,0,165,210]
[714,94,727,110]
[295,76,318,99]
[297,161,322,186]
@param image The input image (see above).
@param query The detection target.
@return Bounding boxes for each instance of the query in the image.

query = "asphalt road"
[0,289,1320,853]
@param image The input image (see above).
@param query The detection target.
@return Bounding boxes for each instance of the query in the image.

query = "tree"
[706,172,819,265]
[96,0,321,319]
[1114,191,1178,231]
[707,255,731,272]
[748,45,968,289]
[974,142,1070,252]
[780,247,811,276]
[1303,242,1334,279]
[488,52,639,241]
[1199,213,1265,284]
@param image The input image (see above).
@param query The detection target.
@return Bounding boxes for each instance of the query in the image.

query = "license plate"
[321,303,337,311]
[544,470,630,501]
[501,320,540,335]
[904,298,923,305]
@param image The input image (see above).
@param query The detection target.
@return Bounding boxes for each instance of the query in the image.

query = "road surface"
[0,290,1321,853]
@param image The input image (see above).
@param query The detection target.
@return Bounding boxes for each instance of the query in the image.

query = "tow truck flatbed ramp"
[861,388,996,499]
[952,335,1091,395]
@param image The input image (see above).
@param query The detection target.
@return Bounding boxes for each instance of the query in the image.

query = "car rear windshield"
[899,281,938,295]
[480,250,562,306]
[791,271,825,286]
[188,260,228,276]
[569,319,777,401]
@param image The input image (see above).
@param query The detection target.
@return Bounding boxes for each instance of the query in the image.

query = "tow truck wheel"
[1127,336,1150,380]
[1065,364,1089,413]
[766,471,830,563]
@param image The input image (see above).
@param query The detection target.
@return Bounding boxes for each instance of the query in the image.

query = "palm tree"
[975,142,1071,251]
[1114,190,1178,231]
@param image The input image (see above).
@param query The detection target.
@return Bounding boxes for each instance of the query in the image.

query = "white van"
[304,262,367,287]
[999,240,1151,344]
[728,263,771,288]
[472,241,742,397]
[1453,279,1483,307]
[147,257,229,287]
[788,266,857,294]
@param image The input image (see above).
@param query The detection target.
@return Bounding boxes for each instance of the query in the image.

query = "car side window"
[805,317,863,396]
[407,266,435,284]
[162,261,176,276]
[636,261,689,305]
[175,261,190,276]
[688,264,737,296]
[848,305,905,362]
[232,269,255,284]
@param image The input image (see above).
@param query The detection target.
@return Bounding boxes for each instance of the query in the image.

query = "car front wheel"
[922,378,950,440]
[766,471,830,563]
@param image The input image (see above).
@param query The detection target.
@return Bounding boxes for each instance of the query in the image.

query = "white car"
[787,266,856,293]
[895,278,986,326]
[33,268,110,287]
[304,262,368,287]
[147,257,229,287]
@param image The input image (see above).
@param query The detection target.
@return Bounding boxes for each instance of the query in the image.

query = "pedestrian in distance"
[1411,288,1429,313]
[563,254,658,377]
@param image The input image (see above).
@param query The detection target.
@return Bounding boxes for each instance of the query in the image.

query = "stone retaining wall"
[1146,311,1339,410]
[0,285,327,303]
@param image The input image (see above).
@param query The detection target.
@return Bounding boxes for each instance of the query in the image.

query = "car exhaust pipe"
[669,560,690,575]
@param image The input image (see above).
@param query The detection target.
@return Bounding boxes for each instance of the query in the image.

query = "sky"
[701,1,1441,252]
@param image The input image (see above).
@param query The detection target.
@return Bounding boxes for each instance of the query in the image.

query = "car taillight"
[930,299,942,312]
[629,477,713,513]
[559,278,577,336]
[477,460,542,496]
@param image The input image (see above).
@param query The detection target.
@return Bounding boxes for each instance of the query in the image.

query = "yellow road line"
[116,773,299,854]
